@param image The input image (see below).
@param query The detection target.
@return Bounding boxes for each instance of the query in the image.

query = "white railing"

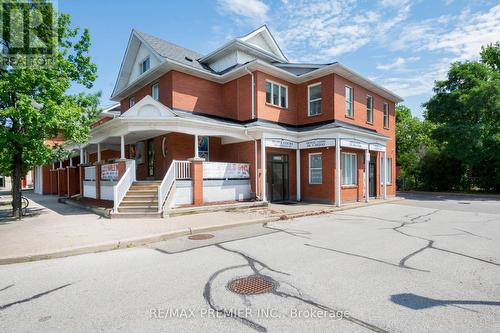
[175,160,191,179]
[113,160,136,213]
[84,166,96,181]
[158,160,177,213]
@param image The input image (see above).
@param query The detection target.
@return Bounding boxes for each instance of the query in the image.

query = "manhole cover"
[227,275,278,295]
[188,234,214,240]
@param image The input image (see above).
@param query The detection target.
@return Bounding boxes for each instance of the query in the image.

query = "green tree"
[0,2,99,218]
[395,105,434,189]
[424,43,500,191]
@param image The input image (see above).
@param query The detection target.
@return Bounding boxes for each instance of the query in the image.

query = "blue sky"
[61,0,500,118]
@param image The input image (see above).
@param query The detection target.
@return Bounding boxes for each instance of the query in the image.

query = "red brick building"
[33,26,402,217]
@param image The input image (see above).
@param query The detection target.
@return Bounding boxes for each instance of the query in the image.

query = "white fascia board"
[112,58,402,104]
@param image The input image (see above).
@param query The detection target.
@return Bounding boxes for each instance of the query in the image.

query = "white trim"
[383,103,389,128]
[365,150,370,203]
[265,79,288,108]
[345,85,353,117]
[296,149,301,201]
[152,82,159,100]
[366,95,373,123]
[307,82,322,116]
[308,153,322,184]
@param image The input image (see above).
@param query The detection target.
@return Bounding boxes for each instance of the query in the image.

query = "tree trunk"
[11,151,22,220]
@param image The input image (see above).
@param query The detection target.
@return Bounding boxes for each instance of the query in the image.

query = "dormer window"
[140,56,150,74]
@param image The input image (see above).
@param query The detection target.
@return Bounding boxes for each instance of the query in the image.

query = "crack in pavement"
[0,284,14,292]
[205,243,390,333]
[0,283,72,311]
[454,228,493,240]
[339,210,500,267]
[304,244,429,273]
[263,225,312,239]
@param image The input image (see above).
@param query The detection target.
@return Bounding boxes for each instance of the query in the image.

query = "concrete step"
[123,193,158,201]
[118,206,158,213]
[129,185,158,190]
[111,212,162,219]
[132,181,161,185]
[127,189,158,194]
[120,201,158,207]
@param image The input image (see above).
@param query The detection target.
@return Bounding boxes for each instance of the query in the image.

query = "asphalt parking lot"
[0,193,499,332]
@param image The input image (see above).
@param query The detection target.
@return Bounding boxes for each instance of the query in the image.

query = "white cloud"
[393,4,500,62]
[376,56,420,70]
[272,0,411,61]
[216,0,269,25]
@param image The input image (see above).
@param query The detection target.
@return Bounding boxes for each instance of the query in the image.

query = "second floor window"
[308,83,321,116]
[345,85,353,117]
[140,56,150,74]
[265,81,288,108]
[383,103,389,128]
[366,95,373,123]
[129,97,136,108]
[152,83,159,100]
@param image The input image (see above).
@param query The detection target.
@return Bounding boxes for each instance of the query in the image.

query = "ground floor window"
[386,157,392,184]
[309,153,322,184]
[342,153,357,185]
[198,136,209,161]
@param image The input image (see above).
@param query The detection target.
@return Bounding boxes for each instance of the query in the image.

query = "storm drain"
[227,275,278,295]
[188,234,214,240]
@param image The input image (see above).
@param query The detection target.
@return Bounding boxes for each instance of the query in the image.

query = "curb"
[0,198,401,265]
[58,198,111,218]
[398,190,500,200]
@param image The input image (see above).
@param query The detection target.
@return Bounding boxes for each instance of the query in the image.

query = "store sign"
[299,138,336,149]
[203,162,250,179]
[101,163,119,181]
[369,143,386,152]
[341,139,368,150]
[265,138,297,149]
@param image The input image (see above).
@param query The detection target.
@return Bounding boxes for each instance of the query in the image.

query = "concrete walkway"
[0,192,397,264]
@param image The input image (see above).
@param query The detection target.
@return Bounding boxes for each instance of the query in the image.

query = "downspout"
[244,66,255,119]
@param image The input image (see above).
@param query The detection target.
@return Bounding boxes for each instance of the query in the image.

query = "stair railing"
[113,159,136,213]
[157,160,180,213]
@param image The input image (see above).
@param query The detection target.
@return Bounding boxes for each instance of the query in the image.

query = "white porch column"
[80,147,84,164]
[365,149,370,203]
[120,135,125,159]
[254,140,258,198]
[194,134,199,158]
[261,135,266,202]
[97,143,101,162]
[382,151,387,200]
[69,155,73,167]
[59,161,62,169]
[335,135,341,207]
[296,149,301,201]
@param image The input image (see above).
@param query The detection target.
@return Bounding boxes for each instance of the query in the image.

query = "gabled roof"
[199,25,288,64]
[134,30,209,72]
[111,28,403,103]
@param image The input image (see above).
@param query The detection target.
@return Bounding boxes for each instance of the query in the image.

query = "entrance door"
[267,154,289,202]
[369,158,376,197]
[147,139,155,178]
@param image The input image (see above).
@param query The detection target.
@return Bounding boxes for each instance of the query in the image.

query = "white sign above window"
[265,138,298,149]
[341,139,368,150]
[298,139,336,149]
[369,143,386,152]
